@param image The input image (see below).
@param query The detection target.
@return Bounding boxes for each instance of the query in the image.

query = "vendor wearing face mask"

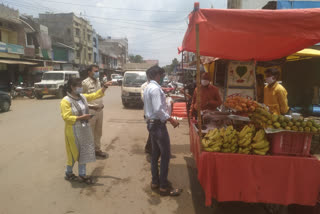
[190,72,222,117]
[82,65,111,158]
[264,68,289,115]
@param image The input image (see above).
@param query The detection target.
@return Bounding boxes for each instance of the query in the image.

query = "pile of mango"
[250,107,320,134]
[224,96,259,113]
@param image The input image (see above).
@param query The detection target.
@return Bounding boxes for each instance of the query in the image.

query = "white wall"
[241,0,270,9]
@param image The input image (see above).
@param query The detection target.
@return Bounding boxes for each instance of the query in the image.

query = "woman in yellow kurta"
[264,68,289,115]
[60,78,110,184]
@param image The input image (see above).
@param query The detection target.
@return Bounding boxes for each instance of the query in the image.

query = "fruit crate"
[268,131,312,156]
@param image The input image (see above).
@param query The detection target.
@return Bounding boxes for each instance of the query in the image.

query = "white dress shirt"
[140,81,149,102]
[143,80,170,122]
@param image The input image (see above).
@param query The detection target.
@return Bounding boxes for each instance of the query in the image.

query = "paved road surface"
[0,87,271,214]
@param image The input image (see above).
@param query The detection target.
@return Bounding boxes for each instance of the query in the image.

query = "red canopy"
[179,6,320,61]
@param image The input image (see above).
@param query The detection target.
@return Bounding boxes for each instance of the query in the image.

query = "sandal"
[65,173,78,181]
[159,188,183,197]
[151,183,159,190]
[78,176,94,184]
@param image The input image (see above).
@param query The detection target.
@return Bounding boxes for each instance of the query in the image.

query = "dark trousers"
[147,121,171,189]
[145,133,152,154]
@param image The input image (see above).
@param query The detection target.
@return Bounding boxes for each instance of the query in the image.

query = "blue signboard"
[278,0,320,9]
[7,43,24,55]
[0,42,24,55]
[0,42,7,53]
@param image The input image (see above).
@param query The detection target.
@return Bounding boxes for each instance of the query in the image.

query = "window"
[77,51,81,58]
[83,31,85,39]
[87,34,91,41]
[67,28,71,36]
[76,28,80,37]
[42,73,64,80]
[88,53,92,61]
[70,74,77,78]
[65,74,70,81]
[93,38,97,47]
[0,30,2,42]
[94,52,97,63]
[26,33,34,46]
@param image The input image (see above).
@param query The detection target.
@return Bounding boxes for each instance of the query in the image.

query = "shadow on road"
[41,95,59,100]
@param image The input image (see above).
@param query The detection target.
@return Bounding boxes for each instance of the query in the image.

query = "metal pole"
[196,23,202,140]
[182,51,191,125]
[253,60,258,101]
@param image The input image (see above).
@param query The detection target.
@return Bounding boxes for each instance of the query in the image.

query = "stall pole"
[181,51,191,125]
[253,60,258,101]
[196,22,202,140]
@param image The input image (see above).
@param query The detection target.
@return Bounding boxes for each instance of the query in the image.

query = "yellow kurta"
[264,82,289,115]
[60,89,104,166]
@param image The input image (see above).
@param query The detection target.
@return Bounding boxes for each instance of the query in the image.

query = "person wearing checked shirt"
[143,65,182,197]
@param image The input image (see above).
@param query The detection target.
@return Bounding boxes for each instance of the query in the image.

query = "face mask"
[201,80,210,86]
[265,76,275,85]
[75,87,83,94]
[93,72,99,79]
[159,76,164,85]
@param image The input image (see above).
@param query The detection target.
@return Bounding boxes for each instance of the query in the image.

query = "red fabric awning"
[179,7,320,61]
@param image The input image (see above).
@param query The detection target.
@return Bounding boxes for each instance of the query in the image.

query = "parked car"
[34,71,80,99]
[0,91,11,112]
[121,70,147,107]
[111,75,123,85]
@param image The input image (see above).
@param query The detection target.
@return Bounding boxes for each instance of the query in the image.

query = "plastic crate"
[269,132,312,156]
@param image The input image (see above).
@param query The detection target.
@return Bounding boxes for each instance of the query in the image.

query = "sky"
[3,0,227,66]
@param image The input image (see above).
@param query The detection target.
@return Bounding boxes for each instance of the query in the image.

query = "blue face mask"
[76,87,83,94]
[93,72,99,79]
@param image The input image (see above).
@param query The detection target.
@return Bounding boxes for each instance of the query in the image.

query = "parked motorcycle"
[10,82,35,99]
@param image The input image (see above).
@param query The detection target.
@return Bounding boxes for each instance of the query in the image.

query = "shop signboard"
[0,42,7,53]
[7,43,24,55]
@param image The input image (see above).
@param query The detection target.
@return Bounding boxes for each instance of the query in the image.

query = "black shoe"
[95,150,107,158]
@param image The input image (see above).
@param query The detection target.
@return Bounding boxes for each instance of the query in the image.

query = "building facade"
[38,13,93,71]
[98,36,128,79]
[0,5,34,90]
[92,30,99,65]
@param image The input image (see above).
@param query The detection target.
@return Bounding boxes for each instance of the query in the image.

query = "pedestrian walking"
[82,65,110,158]
[144,65,182,196]
[60,78,110,184]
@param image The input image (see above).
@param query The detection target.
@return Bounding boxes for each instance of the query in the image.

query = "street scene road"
[0,86,272,214]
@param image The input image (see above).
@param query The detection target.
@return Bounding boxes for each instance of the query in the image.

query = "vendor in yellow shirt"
[264,68,289,115]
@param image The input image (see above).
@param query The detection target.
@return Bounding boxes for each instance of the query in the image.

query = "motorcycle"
[10,82,35,99]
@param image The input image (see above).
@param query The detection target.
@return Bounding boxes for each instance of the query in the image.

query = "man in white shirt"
[144,65,182,196]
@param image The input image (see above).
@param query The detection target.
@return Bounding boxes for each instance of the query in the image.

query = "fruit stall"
[179,3,320,208]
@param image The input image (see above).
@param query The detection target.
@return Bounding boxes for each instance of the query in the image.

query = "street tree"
[129,54,144,63]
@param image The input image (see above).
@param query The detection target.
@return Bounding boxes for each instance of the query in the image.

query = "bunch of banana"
[202,128,223,152]
[238,125,255,154]
[221,126,239,153]
[251,129,270,155]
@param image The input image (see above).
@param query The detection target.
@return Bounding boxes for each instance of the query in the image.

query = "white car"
[111,75,123,85]
[34,70,80,99]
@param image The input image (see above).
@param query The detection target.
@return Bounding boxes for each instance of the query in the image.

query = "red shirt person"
[190,72,222,116]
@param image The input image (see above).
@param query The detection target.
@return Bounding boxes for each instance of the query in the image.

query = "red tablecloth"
[189,122,320,207]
